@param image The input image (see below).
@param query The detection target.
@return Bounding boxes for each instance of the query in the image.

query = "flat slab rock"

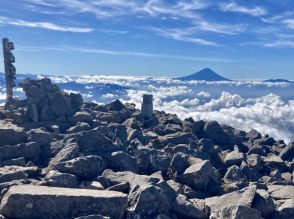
[0,185,128,219]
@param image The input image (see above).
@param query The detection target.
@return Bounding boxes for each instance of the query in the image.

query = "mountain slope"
[177,68,231,81]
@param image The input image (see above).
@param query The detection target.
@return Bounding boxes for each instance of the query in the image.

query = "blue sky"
[0,0,294,79]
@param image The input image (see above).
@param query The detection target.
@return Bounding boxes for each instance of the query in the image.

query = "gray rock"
[45,170,79,188]
[0,124,25,146]
[160,132,197,145]
[224,150,244,167]
[67,122,91,134]
[171,194,207,219]
[205,185,257,218]
[99,170,160,189]
[224,165,247,182]
[54,155,106,180]
[122,118,141,130]
[48,92,73,117]
[182,159,216,191]
[69,92,83,111]
[127,184,170,218]
[2,157,26,166]
[280,142,294,161]
[246,129,262,140]
[273,199,294,219]
[268,185,294,200]
[108,151,137,172]
[47,142,80,171]
[0,185,128,219]
[0,166,40,183]
[203,121,239,146]
[0,142,40,160]
[219,205,261,219]
[68,111,93,124]
[127,129,150,145]
[171,152,189,174]
[252,189,275,218]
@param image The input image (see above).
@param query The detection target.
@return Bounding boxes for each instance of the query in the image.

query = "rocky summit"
[0,78,293,219]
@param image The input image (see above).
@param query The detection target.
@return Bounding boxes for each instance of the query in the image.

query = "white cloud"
[0,16,93,32]
[17,45,233,63]
[219,2,267,17]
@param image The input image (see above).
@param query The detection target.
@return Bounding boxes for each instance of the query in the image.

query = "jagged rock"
[127,129,150,145]
[0,166,40,183]
[246,129,262,140]
[67,122,91,134]
[219,205,261,219]
[54,155,106,180]
[99,170,160,189]
[224,165,247,182]
[66,129,118,153]
[108,151,137,172]
[268,185,294,200]
[0,142,40,160]
[160,132,197,145]
[123,118,141,130]
[252,189,276,218]
[181,159,216,191]
[45,170,79,188]
[205,185,258,218]
[79,181,105,190]
[0,185,128,219]
[47,142,80,171]
[68,111,93,124]
[170,152,189,174]
[2,157,26,166]
[107,181,130,193]
[171,194,207,219]
[0,124,25,146]
[105,99,125,112]
[224,150,244,167]
[280,142,294,161]
[203,121,239,146]
[127,184,170,218]
[273,199,294,218]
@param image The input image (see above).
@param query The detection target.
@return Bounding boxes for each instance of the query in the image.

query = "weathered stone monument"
[2,38,16,100]
[141,94,153,118]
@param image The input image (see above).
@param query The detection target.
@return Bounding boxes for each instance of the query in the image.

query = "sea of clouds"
[1,73,294,143]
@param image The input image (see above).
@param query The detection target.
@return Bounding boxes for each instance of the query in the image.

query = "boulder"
[224,150,244,167]
[252,189,275,218]
[127,184,170,218]
[181,159,216,191]
[45,170,79,188]
[171,194,207,219]
[47,142,80,171]
[48,92,73,117]
[268,185,294,200]
[0,142,40,160]
[67,122,91,134]
[0,185,128,219]
[0,166,40,183]
[203,121,239,146]
[0,124,25,146]
[160,132,197,145]
[205,185,258,218]
[108,151,137,172]
[54,155,106,180]
[280,142,294,161]
[68,112,93,124]
[219,205,261,219]
[2,157,26,166]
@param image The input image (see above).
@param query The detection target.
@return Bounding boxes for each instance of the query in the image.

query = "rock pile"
[0,78,293,219]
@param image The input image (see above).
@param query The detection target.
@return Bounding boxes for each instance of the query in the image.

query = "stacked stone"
[20,78,83,122]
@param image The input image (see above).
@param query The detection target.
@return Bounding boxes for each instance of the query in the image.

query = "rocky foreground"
[0,78,293,219]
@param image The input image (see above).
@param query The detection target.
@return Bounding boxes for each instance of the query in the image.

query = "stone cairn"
[0,78,293,219]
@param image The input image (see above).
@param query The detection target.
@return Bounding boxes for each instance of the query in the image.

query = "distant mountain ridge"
[177,68,231,81]
[264,79,294,83]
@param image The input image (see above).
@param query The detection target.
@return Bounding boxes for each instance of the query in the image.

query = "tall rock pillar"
[2,38,16,100]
